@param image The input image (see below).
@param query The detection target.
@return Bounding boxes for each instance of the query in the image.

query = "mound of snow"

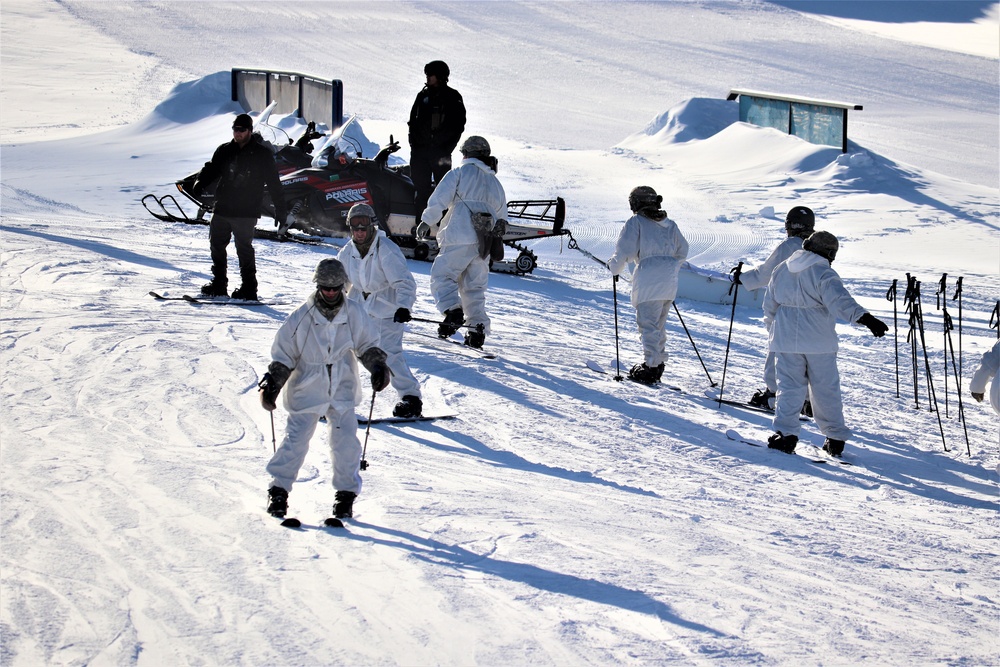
[617,98,738,149]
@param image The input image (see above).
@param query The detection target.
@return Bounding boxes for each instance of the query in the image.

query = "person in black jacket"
[193,113,287,301]
[408,60,466,225]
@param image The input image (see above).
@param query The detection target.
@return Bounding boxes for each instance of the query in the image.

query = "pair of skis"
[725,429,853,466]
[148,291,278,306]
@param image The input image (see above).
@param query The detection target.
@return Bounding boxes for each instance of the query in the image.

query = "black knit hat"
[232,113,253,130]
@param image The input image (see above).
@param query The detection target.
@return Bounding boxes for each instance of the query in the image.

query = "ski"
[323,517,345,528]
[278,516,302,528]
[725,429,829,465]
[407,329,498,359]
[148,291,277,306]
[584,360,682,391]
[358,413,457,425]
[706,389,809,421]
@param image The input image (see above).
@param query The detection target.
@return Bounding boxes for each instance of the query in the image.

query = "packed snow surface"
[2,1,998,665]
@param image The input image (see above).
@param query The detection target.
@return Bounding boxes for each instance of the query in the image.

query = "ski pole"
[407,315,478,329]
[952,276,963,388]
[886,279,899,398]
[943,311,972,455]
[717,262,743,407]
[360,391,376,471]
[991,301,1000,340]
[269,412,276,453]
[937,273,949,418]
[913,280,949,451]
[672,302,716,386]
[611,274,624,381]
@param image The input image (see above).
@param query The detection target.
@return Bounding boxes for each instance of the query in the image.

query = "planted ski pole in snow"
[717,262,743,407]
[952,276,964,387]
[904,274,921,408]
[886,279,900,398]
[360,391,376,471]
[991,301,1000,340]
[611,275,624,381]
[911,278,949,452]
[936,274,950,418]
[672,303,716,387]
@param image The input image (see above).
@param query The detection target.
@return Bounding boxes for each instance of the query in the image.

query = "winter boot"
[749,388,776,410]
[267,486,289,518]
[438,307,465,338]
[628,363,658,385]
[801,399,813,418]
[464,328,485,349]
[822,438,846,457]
[201,280,228,297]
[651,363,665,383]
[231,285,259,301]
[333,490,356,519]
[393,395,423,418]
[767,432,798,454]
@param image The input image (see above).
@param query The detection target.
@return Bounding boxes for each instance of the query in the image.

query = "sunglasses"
[318,284,342,293]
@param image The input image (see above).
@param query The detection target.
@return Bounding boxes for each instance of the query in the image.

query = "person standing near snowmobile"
[408,60,466,225]
[733,205,816,409]
[969,339,1000,415]
[416,135,506,349]
[762,231,888,457]
[337,203,424,419]
[607,186,690,385]
[257,258,390,521]
[193,112,287,301]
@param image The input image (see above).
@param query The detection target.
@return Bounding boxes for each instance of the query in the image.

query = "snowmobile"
[144,114,569,274]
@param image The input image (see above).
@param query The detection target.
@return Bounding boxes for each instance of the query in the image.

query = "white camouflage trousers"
[375,316,421,399]
[635,300,673,367]
[772,351,851,441]
[430,243,491,334]
[266,407,363,495]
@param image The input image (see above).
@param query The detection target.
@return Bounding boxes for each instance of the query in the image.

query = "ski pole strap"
[952,276,963,300]
[885,279,897,302]
[990,301,1000,336]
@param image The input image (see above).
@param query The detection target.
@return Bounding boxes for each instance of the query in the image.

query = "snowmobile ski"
[358,413,457,425]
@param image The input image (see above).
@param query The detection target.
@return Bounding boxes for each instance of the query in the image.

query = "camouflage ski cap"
[313,258,349,288]
[628,185,662,213]
[803,230,839,262]
[347,203,377,224]
[460,135,491,158]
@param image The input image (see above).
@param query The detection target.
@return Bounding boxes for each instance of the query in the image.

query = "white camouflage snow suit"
[607,211,690,368]
[337,229,421,401]
[422,156,507,335]
[763,249,867,440]
[265,294,383,495]
[969,339,1000,414]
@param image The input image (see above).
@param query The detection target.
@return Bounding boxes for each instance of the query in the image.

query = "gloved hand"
[972,391,985,402]
[857,313,889,338]
[258,373,281,411]
[393,307,412,323]
[370,363,391,392]
[415,222,431,240]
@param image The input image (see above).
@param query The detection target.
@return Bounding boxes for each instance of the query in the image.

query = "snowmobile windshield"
[312,116,359,169]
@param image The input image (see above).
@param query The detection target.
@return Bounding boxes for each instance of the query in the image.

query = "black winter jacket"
[197,139,286,220]
[407,85,466,153]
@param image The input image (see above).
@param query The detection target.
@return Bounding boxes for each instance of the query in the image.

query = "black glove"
[858,313,889,338]
[370,363,391,392]
[258,362,291,411]
[393,307,412,323]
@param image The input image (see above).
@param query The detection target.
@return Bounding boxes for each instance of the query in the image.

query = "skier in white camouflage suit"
[416,135,507,349]
[733,205,815,409]
[763,231,888,457]
[969,338,1000,414]
[607,185,690,385]
[258,258,390,521]
[337,202,423,419]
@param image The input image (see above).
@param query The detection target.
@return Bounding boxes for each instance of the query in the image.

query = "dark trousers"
[410,148,453,223]
[209,214,257,289]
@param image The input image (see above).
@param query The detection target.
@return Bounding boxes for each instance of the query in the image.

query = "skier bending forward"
[258,259,390,521]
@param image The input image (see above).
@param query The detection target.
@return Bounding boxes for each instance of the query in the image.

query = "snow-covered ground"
[1,1,998,665]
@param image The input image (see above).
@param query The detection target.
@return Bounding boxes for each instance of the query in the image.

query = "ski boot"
[464,325,485,349]
[749,388,775,410]
[333,490,356,519]
[438,307,464,338]
[201,280,228,297]
[267,486,289,518]
[393,395,423,418]
[231,285,259,301]
[767,432,798,454]
[822,438,845,457]
[628,362,659,385]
